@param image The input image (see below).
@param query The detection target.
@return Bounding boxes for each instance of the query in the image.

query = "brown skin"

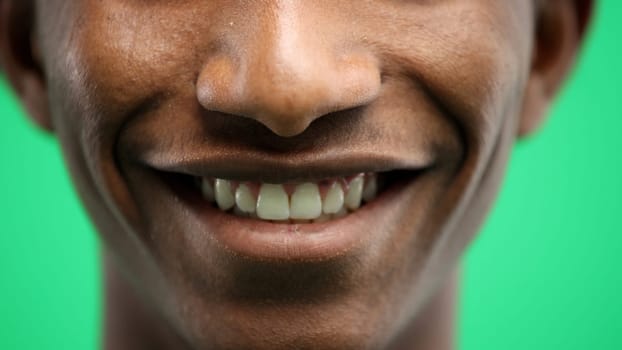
[0,1,592,349]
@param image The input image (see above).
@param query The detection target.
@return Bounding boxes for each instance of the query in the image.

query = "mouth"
[147,155,429,261]
[162,167,418,220]
[192,172,398,223]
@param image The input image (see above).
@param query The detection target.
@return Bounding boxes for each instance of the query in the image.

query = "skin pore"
[0,1,591,349]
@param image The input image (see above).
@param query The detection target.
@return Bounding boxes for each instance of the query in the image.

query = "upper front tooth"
[290,183,322,219]
[215,179,235,210]
[344,175,363,210]
[201,178,215,202]
[322,182,344,214]
[235,184,256,213]
[256,184,290,220]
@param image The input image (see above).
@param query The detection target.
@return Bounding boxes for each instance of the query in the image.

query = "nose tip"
[197,50,381,138]
[248,81,336,138]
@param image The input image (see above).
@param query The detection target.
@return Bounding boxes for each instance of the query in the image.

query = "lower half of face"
[42,1,533,348]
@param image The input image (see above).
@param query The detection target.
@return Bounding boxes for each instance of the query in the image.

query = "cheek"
[41,1,215,215]
[360,1,532,144]
[350,0,534,304]
[71,4,200,111]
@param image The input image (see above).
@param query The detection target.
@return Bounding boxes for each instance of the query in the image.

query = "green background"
[1,1,620,349]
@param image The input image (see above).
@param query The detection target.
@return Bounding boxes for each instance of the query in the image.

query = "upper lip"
[144,149,432,183]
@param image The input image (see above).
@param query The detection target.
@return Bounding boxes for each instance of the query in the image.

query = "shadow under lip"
[216,256,361,304]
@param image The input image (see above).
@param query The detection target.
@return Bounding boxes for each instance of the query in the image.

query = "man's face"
[11,0,578,348]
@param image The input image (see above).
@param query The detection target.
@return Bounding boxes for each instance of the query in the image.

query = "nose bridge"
[197,2,381,137]
[248,2,334,130]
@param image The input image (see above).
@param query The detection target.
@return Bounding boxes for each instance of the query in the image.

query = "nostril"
[196,41,381,138]
[248,85,338,137]
[253,115,313,138]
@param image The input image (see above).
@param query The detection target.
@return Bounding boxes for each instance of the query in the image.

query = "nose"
[196,6,381,137]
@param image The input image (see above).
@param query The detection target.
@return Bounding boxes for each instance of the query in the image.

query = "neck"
[102,253,189,350]
[103,254,458,350]
[388,268,458,350]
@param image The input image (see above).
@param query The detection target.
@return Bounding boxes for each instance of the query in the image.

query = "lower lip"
[169,173,420,261]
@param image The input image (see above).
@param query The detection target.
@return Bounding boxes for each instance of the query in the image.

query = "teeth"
[256,184,290,220]
[215,179,235,210]
[233,206,248,217]
[322,182,344,214]
[290,183,322,219]
[235,184,257,213]
[344,175,364,210]
[201,178,215,202]
[333,207,348,218]
[314,213,331,223]
[203,173,380,222]
[362,174,378,203]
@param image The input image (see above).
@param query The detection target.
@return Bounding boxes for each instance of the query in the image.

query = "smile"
[198,173,379,223]
[144,152,430,260]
